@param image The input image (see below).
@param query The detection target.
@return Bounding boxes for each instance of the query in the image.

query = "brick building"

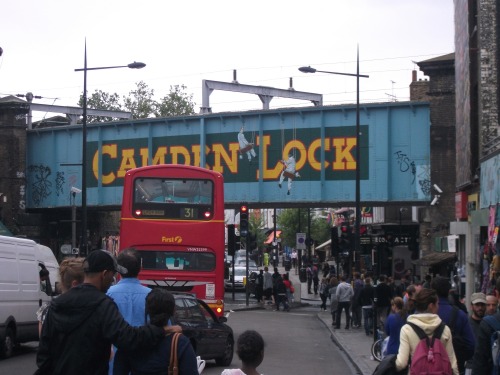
[451,0,500,306]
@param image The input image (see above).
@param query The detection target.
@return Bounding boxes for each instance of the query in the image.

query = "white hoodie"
[395,313,458,375]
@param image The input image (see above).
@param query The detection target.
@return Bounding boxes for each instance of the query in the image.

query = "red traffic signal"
[239,203,249,237]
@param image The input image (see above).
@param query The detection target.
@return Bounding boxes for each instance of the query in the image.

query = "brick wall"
[416,55,456,255]
[479,0,500,155]
[0,100,33,236]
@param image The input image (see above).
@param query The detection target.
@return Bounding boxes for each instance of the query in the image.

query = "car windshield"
[233,268,249,276]
[236,260,257,267]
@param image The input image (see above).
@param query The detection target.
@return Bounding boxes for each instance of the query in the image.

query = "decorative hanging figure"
[237,126,256,161]
[278,153,300,195]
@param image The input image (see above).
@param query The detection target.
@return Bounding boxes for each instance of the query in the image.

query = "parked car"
[234,258,258,271]
[224,266,257,295]
[171,293,234,366]
[234,249,247,259]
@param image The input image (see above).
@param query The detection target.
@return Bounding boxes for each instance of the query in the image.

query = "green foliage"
[311,216,330,245]
[123,81,157,119]
[277,208,330,248]
[248,212,266,250]
[156,85,195,117]
[77,81,196,122]
[78,90,122,123]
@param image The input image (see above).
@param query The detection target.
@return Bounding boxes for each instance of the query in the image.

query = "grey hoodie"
[336,281,354,302]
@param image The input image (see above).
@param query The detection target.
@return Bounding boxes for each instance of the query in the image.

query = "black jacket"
[374,282,393,308]
[358,284,375,307]
[471,312,500,374]
[35,283,165,375]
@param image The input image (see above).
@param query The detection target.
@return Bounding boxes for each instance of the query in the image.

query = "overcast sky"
[1,1,454,121]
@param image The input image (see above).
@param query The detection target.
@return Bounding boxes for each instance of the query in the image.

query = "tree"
[123,81,157,119]
[248,212,266,251]
[78,81,196,122]
[277,208,330,248]
[155,85,196,117]
[78,90,123,123]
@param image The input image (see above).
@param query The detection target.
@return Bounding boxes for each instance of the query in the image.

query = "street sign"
[296,233,306,250]
[60,244,72,255]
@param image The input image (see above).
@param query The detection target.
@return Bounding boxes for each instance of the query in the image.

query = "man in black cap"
[36,250,173,375]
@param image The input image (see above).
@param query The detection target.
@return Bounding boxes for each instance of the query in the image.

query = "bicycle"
[371,329,387,362]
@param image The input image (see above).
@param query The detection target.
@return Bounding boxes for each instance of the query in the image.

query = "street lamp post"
[399,207,408,244]
[299,47,369,274]
[75,42,145,256]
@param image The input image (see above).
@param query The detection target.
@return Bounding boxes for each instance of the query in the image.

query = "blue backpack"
[483,315,500,375]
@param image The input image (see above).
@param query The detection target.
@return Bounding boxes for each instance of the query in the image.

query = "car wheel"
[215,336,234,366]
[0,327,15,359]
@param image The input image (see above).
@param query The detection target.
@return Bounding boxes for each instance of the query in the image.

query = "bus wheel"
[215,336,234,366]
[1,327,15,359]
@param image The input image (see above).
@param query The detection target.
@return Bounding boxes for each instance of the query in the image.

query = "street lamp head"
[128,61,146,69]
[298,66,317,74]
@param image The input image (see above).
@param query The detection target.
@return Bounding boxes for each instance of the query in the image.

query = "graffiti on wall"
[17,171,26,210]
[28,164,53,206]
[55,172,65,197]
[394,150,416,183]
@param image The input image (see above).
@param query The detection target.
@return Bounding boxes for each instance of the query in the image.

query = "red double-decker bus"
[119,165,225,316]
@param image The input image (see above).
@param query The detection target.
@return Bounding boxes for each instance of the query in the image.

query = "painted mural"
[480,154,500,209]
[26,102,431,208]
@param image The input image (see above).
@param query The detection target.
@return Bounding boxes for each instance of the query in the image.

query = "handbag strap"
[168,333,180,375]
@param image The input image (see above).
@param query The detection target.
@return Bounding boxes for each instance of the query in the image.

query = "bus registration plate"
[206,283,215,298]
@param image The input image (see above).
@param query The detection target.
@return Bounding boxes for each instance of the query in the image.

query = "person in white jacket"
[395,288,459,375]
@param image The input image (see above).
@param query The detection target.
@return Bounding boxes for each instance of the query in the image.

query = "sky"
[0,1,455,122]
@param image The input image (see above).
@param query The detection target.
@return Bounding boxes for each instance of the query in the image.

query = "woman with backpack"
[395,288,458,375]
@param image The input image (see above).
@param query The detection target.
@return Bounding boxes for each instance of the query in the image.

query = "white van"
[0,235,59,358]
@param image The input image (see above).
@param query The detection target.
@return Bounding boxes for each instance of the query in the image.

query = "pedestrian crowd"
[255,266,295,312]
[32,245,500,375]
[34,248,266,375]
[304,263,500,375]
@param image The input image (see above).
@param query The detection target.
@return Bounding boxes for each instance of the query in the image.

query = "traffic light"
[227,224,236,256]
[239,203,249,237]
[340,223,350,250]
[331,227,340,256]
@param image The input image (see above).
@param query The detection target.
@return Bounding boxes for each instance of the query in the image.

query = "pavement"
[225,264,379,375]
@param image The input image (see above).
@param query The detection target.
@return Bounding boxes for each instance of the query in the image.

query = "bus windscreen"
[133,178,213,220]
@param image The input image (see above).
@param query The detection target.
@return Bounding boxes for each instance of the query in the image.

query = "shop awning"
[265,230,281,244]
[0,220,13,236]
[316,239,331,250]
[412,252,457,267]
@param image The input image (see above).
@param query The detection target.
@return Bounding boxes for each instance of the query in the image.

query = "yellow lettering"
[139,148,149,166]
[152,146,168,165]
[100,144,117,185]
[117,149,138,178]
[332,137,356,170]
[283,140,306,170]
[308,138,330,171]
[212,143,239,174]
[261,135,283,179]
[170,146,190,165]
[191,145,210,169]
